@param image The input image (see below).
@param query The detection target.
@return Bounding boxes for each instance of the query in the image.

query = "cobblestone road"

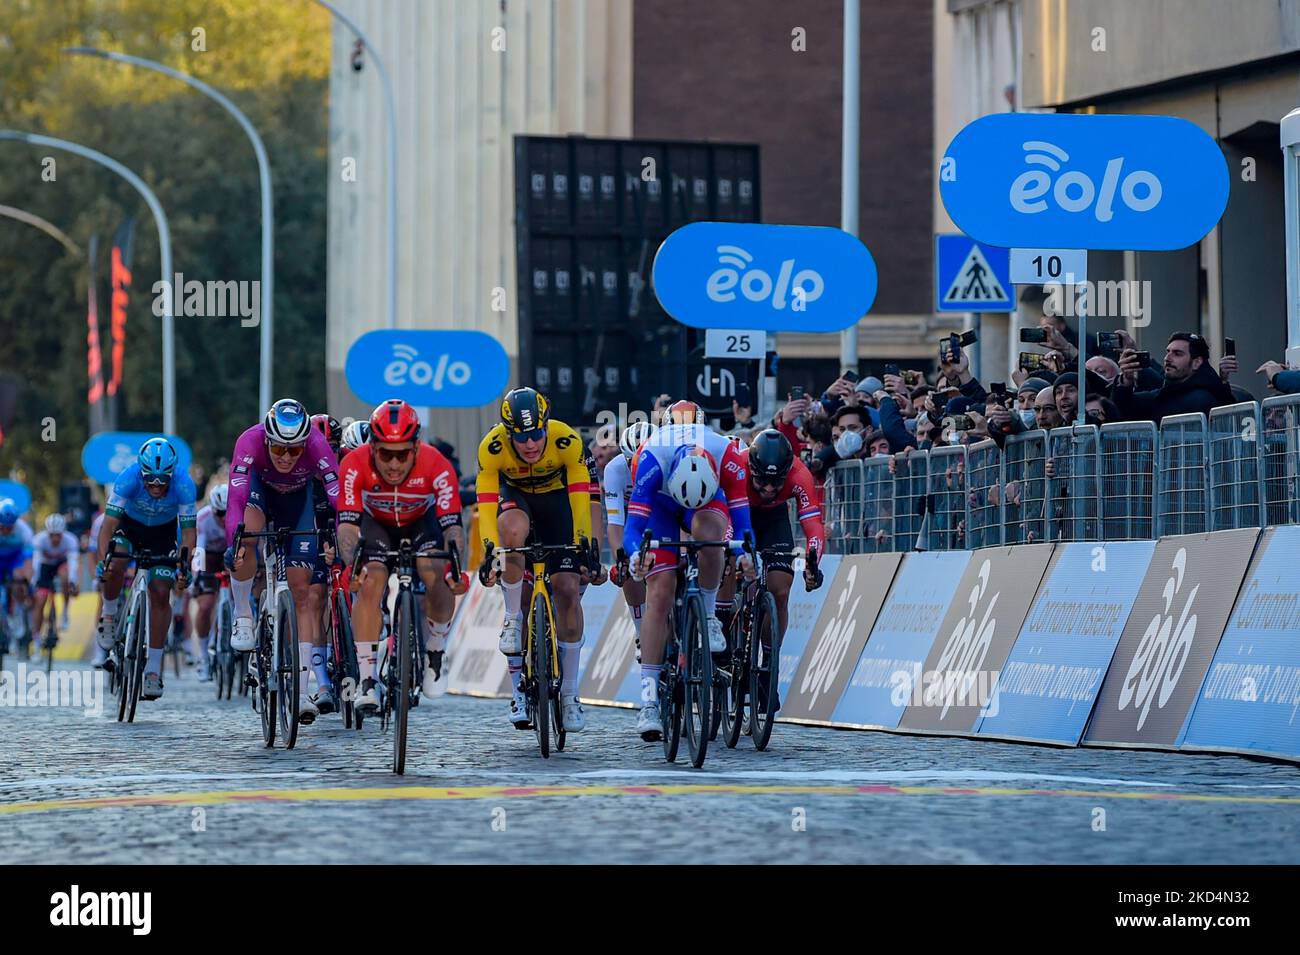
[3,661,1299,864]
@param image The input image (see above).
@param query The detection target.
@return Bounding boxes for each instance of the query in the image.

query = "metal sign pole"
[1282,107,1300,365]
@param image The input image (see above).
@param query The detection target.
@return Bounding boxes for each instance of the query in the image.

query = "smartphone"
[1224,338,1236,357]
[1018,352,1046,372]
[940,333,962,363]
[947,414,975,432]
[790,385,804,400]
[903,370,921,387]
[989,382,1008,402]
[842,369,860,384]
[1095,331,1123,353]
[1020,328,1049,344]
[883,362,900,378]
[1135,351,1151,369]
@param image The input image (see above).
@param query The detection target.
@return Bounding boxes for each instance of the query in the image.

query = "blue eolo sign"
[345,330,510,408]
[940,113,1229,250]
[651,222,877,332]
[82,432,194,485]
[0,479,31,516]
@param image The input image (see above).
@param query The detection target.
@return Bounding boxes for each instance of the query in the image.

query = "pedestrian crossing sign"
[935,234,1014,312]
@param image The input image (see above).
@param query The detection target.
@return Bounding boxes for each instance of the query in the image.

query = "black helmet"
[501,387,550,440]
[749,429,794,485]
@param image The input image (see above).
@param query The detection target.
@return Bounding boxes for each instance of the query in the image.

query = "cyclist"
[475,387,598,731]
[31,514,80,650]
[740,429,826,713]
[87,504,109,667]
[190,484,229,682]
[225,399,339,724]
[95,438,197,700]
[604,422,657,655]
[336,399,468,714]
[621,421,755,740]
[0,499,34,655]
[664,398,706,426]
[307,413,344,714]
[341,419,370,452]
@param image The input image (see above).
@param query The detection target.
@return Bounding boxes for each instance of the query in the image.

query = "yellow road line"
[4,782,1300,816]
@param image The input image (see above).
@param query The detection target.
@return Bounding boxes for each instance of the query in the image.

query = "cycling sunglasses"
[375,446,414,464]
[511,429,546,444]
[267,443,306,458]
[752,474,784,490]
[143,475,172,487]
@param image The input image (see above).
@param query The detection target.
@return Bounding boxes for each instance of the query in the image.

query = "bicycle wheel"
[114,611,130,722]
[392,588,416,775]
[44,602,56,673]
[218,598,235,700]
[125,590,148,724]
[749,591,781,751]
[682,594,712,768]
[531,592,551,759]
[334,590,358,728]
[722,599,749,749]
[276,588,301,749]
[258,611,276,747]
[659,652,682,762]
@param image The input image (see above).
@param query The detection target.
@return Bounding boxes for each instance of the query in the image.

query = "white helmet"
[341,420,370,451]
[209,483,229,512]
[263,398,312,446]
[666,447,719,509]
[45,513,66,535]
[620,422,657,462]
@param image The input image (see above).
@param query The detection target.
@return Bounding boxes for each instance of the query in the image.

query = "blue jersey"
[107,463,197,528]
[0,519,34,560]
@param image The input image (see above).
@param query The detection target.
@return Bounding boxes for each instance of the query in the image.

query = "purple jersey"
[226,424,339,542]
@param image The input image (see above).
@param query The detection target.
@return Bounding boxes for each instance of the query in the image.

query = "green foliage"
[0,0,330,510]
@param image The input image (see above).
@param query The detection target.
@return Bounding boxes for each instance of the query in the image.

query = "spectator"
[1114,332,1236,423]
[730,383,758,433]
[1085,355,1120,389]
[1053,373,1081,423]
[1015,378,1049,427]
[1084,395,1121,424]
[1034,387,1063,430]
[864,429,891,457]
[870,388,916,453]
[1257,360,1300,395]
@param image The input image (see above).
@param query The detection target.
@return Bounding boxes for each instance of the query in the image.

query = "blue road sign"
[82,432,193,486]
[0,479,32,517]
[935,234,1014,312]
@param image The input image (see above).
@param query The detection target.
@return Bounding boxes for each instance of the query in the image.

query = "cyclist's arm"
[97,512,120,561]
[620,449,661,548]
[429,449,466,562]
[791,462,825,558]
[562,444,593,545]
[602,457,627,555]
[719,445,754,547]
[63,532,81,580]
[307,429,341,510]
[335,452,366,565]
[474,434,502,549]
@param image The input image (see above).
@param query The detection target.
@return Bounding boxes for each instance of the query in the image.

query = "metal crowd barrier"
[1100,420,1157,540]
[1209,402,1265,531]
[1047,425,1100,542]
[1259,394,1300,526]
[1156,413,1209,537]
[814,396,1298,553]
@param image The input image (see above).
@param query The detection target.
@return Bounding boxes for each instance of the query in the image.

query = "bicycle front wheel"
[750,591,781,751]
[531,591,552,759]
[392,588,416,775]
[722,599,749,749]
[258,611,276,747]
[334,589,359,728]
[681,594,712,768]
[125,590,148,724]
[276,589,301,749]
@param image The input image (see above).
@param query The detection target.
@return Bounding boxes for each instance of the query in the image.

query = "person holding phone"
[1115,332,1236,423]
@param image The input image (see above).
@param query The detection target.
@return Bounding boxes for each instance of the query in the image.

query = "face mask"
[947,432,962,446]
[834,430,863,458]
[1019,410,1037,428]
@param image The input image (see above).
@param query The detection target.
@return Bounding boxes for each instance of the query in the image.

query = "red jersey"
[741,451,825,557]
[338,444,461,529]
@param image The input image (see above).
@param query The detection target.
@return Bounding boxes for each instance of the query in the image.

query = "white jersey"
[602,455,633,527]
[195,504,225,552]
[32,530,80,576]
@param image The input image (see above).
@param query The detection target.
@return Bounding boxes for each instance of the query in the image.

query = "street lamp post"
[313,0,399,330]
[0,130,176,433]
[0,205,83,258]
[64,46,276,414]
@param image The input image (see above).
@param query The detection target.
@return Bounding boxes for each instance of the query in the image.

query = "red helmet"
[311,413,342,452]
[667,399,704,425]
[369,399,421,443]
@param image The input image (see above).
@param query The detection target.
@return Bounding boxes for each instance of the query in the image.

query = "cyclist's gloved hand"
[477,545,497,587]
[445,568,471,595]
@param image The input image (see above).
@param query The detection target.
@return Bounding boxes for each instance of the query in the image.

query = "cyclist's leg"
[688,495,730,650]
[306,555,332,706]
[98,526,136,636]
[349,515,393,710]
[31,562,53,634]
[751,505,795,635]
[496,486,532,652]
[413,512,453,671]
[530,488,585,698]
[638,502,685,688]
[227,475,266,646]
[58,562,72,624]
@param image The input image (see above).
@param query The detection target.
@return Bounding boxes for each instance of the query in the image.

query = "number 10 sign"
[704,328,764,359]
[1009,248,1088,286]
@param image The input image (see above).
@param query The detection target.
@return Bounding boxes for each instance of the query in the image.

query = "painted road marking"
[5,783,1300,816]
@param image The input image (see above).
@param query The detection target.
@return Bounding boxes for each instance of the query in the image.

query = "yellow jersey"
[475,420,593,547]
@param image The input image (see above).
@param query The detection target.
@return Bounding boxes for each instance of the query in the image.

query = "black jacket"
[1112,362,1236,423]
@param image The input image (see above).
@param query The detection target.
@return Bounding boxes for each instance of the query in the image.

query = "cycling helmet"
[263,398,312,446]
[500,387,549,439]
[45,513,66,535]
[666,446,719,509]
[311,413,342,453]
[369,399,421,443]
[341,419,370,451]
[667,399,704,425]
[0,499,16,527]
[748,429,794,486]
[208,483,229,513]
[620,422,657,462]
[138,437,179,482]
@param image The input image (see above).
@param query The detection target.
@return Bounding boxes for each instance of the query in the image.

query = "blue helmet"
[0,498,17,527]
[264,398,312,446]
[138,437,179,482]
